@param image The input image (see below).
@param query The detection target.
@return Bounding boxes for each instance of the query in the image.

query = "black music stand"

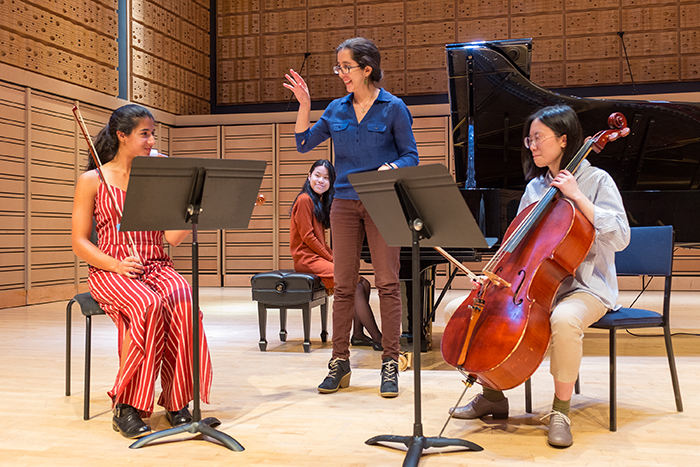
[349,164,486,466]
[118,156,266,451]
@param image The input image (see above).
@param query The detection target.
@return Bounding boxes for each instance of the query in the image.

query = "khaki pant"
[549,292,608,383]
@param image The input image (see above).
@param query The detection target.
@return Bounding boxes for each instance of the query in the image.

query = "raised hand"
[283,69,311,108]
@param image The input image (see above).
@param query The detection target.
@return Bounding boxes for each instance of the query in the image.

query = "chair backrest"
[615,225,674,277]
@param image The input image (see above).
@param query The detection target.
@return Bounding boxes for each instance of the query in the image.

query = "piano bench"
[251,270,329,353]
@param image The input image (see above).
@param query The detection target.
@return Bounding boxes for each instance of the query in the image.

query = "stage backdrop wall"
[216,0,700,105]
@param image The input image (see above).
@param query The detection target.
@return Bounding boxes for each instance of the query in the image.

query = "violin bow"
[72,105,141,262]
[433,246,482,283]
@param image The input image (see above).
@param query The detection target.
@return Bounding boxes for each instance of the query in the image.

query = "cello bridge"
[483,270,512,288]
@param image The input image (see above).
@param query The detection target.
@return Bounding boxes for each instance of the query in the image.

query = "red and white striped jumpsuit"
[88,182,213,416]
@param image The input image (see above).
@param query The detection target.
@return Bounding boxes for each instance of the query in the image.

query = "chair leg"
[524,378,532,414]
[84,315,92,421]
[663,325,684,412]
[279,308,288,342]
[257,302,268,351]
[66,299,75,397]
[302,304,311,353]
[609,329,617,432]
[575,375,580,395]
[320,297,328,343]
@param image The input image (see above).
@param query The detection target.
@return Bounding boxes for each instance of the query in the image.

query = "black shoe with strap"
[112,403,151,439]
[318,358,351,394]
[380,357,399,398]
[165,404,192,427]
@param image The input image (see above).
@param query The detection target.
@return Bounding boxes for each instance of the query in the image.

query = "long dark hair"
[521,105,583,181]
[290,159,336,229]
[336,37,383,84]
[87,104,155,170]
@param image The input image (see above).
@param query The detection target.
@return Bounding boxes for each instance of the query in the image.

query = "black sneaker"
[380,357,399,398]
[318,358,351,394]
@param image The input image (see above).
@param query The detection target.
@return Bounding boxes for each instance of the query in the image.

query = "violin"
[440,113,630,390]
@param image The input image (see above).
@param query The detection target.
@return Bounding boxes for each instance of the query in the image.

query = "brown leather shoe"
[450,393,509,419]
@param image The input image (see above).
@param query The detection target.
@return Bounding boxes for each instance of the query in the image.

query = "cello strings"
[483,139,595,274]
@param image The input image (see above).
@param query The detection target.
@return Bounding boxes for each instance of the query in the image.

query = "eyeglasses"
[333,65,361,75]
[524,133,558,149]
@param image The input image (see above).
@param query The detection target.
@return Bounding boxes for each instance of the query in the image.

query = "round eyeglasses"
[333,65,361,75]
[524,133,558,149]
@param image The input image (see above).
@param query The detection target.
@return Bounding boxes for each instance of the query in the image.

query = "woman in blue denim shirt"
[284,37,419,398]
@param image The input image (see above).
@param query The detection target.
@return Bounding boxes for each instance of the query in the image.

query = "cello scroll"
[590,112,630,153]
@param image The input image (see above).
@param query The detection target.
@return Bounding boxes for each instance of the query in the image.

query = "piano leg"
[400,265,436,352]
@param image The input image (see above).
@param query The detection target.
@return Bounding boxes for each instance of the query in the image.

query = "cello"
[440,112,630,391]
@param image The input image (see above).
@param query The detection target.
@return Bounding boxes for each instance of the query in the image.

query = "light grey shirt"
[518,159,630,309]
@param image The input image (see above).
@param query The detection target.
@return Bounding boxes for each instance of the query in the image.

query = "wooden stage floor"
[1,288,698,467]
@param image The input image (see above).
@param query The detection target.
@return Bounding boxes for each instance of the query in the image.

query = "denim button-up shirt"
[295,88,420,200]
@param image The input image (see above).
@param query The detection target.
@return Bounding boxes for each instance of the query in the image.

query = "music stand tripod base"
[366,434,482,464]
[129,417,244,451]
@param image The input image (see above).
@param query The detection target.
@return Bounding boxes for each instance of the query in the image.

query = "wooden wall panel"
[0,82,27,307]
[218,0,700,106]
[168,126,220,286]
[132,0,210,115]
[0,91,112,308]
[222,124,275,286]
[0,0,118,95]
[26,93,76,303]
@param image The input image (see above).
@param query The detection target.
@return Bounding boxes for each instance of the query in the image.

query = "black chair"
[525,225,683,431]
[65,291,106,420]
[590,225,683,430]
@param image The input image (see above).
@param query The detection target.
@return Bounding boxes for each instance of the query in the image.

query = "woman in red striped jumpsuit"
[71,104,213,439]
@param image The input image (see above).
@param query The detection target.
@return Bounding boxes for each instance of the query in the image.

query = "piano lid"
[446,39,700,193]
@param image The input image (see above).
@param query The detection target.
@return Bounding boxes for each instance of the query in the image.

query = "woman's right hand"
[283,69,311,108]
[114,255,144,278]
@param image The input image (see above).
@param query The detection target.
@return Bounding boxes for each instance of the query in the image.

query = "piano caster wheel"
[279,330,287,342]
[259,340,268,351]
[320,331,328,343]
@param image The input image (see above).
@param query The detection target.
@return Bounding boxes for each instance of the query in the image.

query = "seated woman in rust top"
[290,159,381,350]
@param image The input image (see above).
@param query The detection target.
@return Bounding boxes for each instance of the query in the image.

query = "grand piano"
[386,39,700,352]
[447,38,700,245]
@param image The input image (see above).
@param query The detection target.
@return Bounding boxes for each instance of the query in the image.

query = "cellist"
[450,105,630,448]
